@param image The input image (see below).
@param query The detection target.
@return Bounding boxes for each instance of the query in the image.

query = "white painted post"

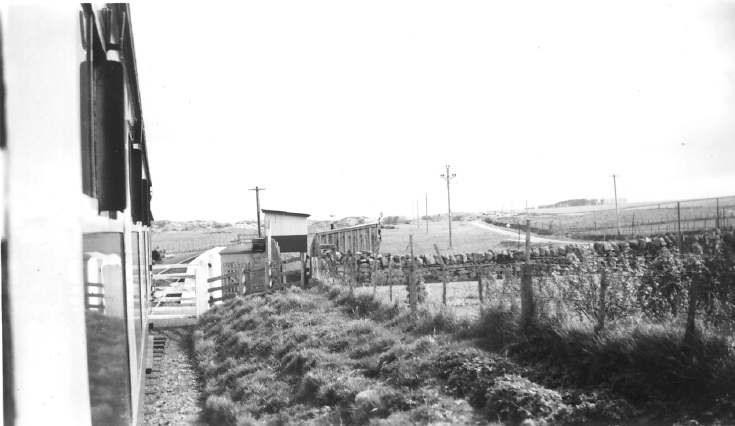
[265,220,272,289]
[195,263,208,317]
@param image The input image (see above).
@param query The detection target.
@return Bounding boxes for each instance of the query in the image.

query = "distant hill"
[538,199,604,209]
[152,219,258,233]
[308,216,371,233]
[154,216,373,235]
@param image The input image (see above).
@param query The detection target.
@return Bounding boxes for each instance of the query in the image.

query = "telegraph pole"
[440,165,457,248]
[417,200,420,228]
[249,186,265,237]
[612,174,621,237]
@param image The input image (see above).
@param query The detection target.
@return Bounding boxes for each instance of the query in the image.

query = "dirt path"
[143,328,205,426]
[469,221,581,246]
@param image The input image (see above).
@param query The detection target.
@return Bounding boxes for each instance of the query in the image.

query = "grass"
[497,195,735,238]
[152,228,253,255]
[462,310,735,423]
[354,281,492,321]
[510,320,735,403]
[194,288,485,424]
[192,281,735,424]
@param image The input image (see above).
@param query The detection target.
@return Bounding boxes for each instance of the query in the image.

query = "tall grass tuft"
[510,317,735,403]
[318,281,400,321]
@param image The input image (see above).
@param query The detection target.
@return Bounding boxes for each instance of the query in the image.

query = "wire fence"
[488,195,735,240]
[316,227,735,342]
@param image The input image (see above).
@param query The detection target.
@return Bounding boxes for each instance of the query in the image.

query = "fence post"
[345,256,352,291]
[387,257,393,301]
[247,263,253,293]
[504,266,516,312]
[353,255,360,288]
[195,264,208,317]
[595,268,608,333]
[631,214,635,236]
[244,265,247,296]
[521,220,535,327]
[677,202,682,249]
[433,244,448,305]
[477,265,484,304]
[484,267,494,304]
[408,235,416,312]
[300,252,306,289]
[372,258,378,297]
[684,271,699,345]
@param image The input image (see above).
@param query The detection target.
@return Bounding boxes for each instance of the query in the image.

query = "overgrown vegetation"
[194,288,481,424]
[192,281,735,424]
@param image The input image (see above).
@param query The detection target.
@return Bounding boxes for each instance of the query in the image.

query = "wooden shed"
[261,209,310,253]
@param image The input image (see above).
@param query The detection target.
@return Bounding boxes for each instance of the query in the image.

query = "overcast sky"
[133,1,735,222]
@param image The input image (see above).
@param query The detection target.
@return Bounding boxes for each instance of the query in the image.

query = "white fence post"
[195,262,208,317]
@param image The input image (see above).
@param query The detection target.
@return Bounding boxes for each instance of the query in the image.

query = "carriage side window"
[129,127,143,222]
[80,7,127,213]
[83,232,132,426]
[80,8,95,197]
[131,231,142,359]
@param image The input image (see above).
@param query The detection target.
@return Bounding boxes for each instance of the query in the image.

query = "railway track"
[143,330,204,425]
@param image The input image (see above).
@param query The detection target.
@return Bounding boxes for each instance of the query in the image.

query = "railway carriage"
[2,4,154,425]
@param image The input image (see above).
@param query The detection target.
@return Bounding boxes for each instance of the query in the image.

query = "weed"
[463,307,520,349]
[203,394,237,425]
[280,348,344,376]
[485,374,568,423]
[513,317,735,403]
[193,282,735,425]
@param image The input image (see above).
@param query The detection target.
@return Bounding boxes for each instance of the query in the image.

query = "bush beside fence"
[316,226,735,343]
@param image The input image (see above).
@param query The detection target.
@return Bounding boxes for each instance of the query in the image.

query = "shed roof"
[261,209,310,218]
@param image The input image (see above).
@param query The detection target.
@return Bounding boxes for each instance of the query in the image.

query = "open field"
[152,228,257,255]
[378,220,573,255]
[494,195,735,239]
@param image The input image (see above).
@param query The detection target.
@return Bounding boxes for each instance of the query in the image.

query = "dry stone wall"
[320,229,735,285]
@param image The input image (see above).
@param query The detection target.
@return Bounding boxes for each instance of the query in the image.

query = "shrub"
[409,335,438,355]
[485,374,568,423]
[463,307,520,349]
[512,318,735,403]
[638,247,688,318]
[204,394,237,425]
[376,345,435,388]
[409,306,471,335]
[374,397,478,425]
[324,284,399,321]
[295,368,372,408]
[349,333,396,359]
[434,348,516,407]
[351,386,412,423]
